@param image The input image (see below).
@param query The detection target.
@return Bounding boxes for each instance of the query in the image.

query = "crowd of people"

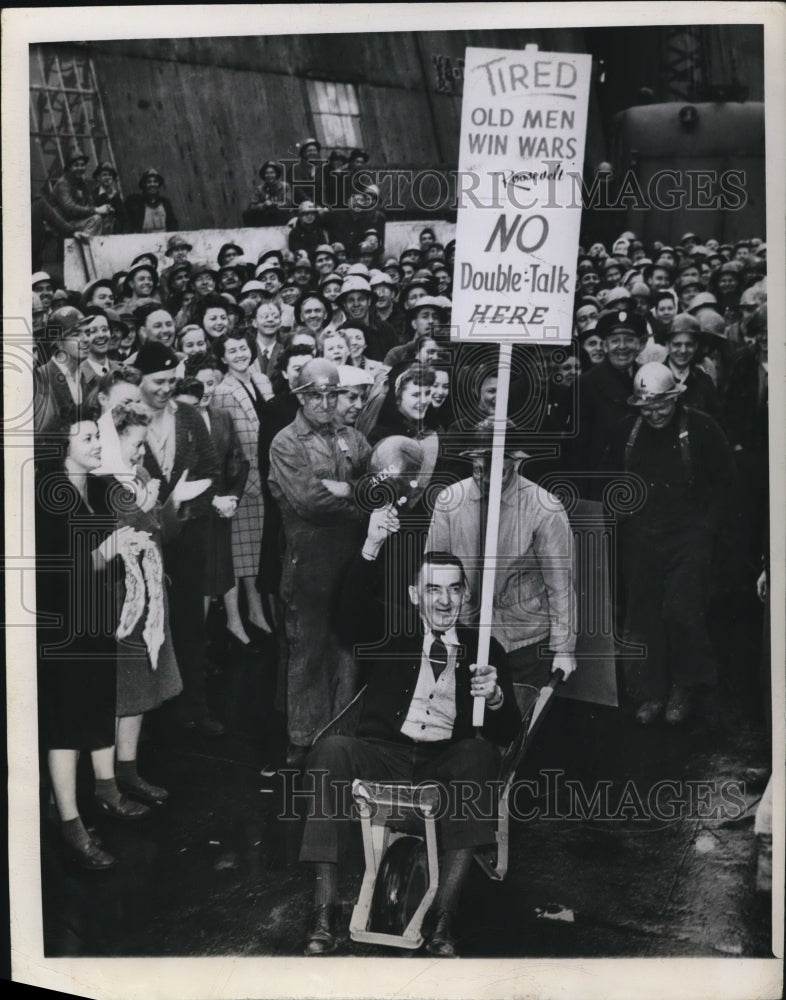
[31,139,392,270]
[31,140,769,956]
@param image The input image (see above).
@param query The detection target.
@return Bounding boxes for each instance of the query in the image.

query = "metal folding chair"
[312,674,563,949]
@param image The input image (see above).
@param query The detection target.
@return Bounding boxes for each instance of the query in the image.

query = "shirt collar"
[422,625,459,652]
[467,474,519,506]
[294,408,338,438]
[87,357,110,375]
[667,359,689,383]
[150,398,178,421]
[52,355,78,379]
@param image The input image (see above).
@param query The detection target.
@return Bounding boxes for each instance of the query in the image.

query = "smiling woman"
[93,403,185,805]
[35,405,147,870]
[212,330,273,644]
[195,293,230,340]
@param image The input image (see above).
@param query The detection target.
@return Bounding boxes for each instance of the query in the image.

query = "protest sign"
[452,45,592,344]
[450,45,592,724]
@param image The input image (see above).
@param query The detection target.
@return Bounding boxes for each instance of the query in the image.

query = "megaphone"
[356,436,426,511]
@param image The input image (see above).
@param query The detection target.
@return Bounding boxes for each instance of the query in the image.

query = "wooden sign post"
[450,44,592,726]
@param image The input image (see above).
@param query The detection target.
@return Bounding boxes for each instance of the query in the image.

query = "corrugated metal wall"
[38,26,761,231]
[82,28,597,229]
[92,54,314,228]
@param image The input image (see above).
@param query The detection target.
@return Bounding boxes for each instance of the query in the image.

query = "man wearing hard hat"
[601,362,735,726]
[268,359,372,767]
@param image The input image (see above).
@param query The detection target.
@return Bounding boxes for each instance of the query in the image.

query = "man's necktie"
[259,350,269,375]
[429,631,448,680]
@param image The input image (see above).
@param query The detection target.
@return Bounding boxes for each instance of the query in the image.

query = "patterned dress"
[212,373,265,578]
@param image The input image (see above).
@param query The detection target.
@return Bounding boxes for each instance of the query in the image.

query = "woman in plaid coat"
[212,331,274,645]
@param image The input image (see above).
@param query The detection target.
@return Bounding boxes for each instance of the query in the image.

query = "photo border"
[3,4,784,998]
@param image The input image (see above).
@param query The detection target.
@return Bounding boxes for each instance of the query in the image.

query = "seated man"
[49,148,112,237]
[299,517,521,959]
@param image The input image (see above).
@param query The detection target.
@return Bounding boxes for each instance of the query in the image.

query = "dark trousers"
[164,520,209,723]
[299,734,501,864]
[284,604,359,747]
[281,529,361,746]
[505,644,555,688]
[620,519,717,704]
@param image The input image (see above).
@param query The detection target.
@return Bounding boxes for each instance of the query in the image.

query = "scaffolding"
[29,44,120,198]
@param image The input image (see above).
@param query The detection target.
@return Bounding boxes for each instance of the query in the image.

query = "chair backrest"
[498,683,542,786]
[512,683,541,719]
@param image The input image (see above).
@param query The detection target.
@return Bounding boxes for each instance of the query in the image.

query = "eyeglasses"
[303,390,339,403]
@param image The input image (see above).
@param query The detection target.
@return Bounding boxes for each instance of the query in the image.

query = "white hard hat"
[628,362,686,407]
[339,276,372,297]
[337,364,373,388]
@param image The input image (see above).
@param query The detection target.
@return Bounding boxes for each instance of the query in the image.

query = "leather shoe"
[117,775,169,806]
[182,716,225,737]
[635,700,665,725]
[96,795,151,820]
[424,909,459,958]
[304,903,338,955]
[64,835,117,871]
[665,686,694,725]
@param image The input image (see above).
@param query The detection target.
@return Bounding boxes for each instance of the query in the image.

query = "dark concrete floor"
[39,594,774,960]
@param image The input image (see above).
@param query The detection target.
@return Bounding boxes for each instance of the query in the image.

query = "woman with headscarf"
[93,403,207,805]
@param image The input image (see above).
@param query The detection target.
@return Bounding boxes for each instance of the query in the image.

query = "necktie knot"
[429,631,448,680]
